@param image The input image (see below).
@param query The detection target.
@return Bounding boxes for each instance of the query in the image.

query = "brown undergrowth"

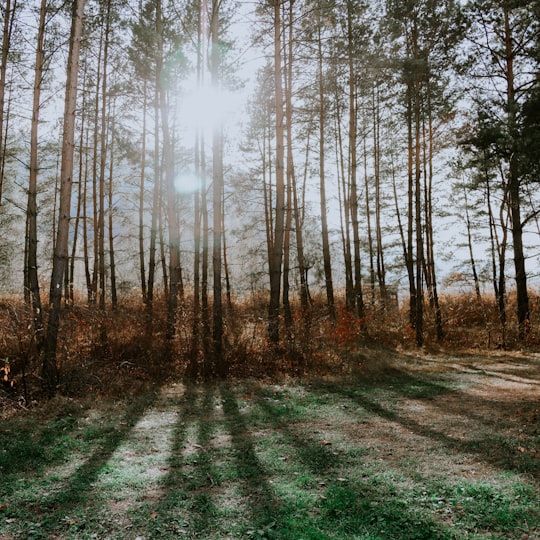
[0,290,539,409]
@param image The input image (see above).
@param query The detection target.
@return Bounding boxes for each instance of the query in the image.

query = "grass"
[0,366,538,540]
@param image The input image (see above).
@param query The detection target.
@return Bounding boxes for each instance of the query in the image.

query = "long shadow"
[144,382,228,538]
[187,384,221,535]
[0,403,89,494]
[141,382,199,538]
[419,351,540,385]
[11,390,158,537]
[253,390,340,475]
[314,376,540,479]
[335,363,539,440]
[219,383,281,532]
[252,384,453,540]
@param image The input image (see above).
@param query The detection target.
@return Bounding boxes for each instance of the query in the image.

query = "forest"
[0,0,538,389]
[0,2,539,538]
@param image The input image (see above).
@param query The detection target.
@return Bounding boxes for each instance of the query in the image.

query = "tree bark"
[503,5,529,339]
[0,0,17,205]
[268,0,286,345]
[317,21,335,320]
[26,0,47,353]
[155,0,181,339]
[139,79,148,304]
[347,0,364,323]
[42,0,85,396]
[211,0,224,373]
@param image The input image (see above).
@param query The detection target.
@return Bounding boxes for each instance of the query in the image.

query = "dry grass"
[0,290,539,407]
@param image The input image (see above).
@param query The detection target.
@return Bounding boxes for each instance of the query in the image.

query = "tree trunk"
[189,0,205,373]
[82,111,92,302]
[108,105,117,309]
[268,0,286,345]
[26,0,46,353]
[139,79,148,304]
[413,36,424,347]
[373,82,386,304]
[334,95,354,311]
[0,0,16,205]
[363,132,376,304]
[405,80,416,329]
[211,0,224,373]
[424,83,442,341]
[98,1,111,312]
[42,0,85,396]
[503,5,529,339]
[70,67,87,305]
[147,85,160,309]
[464,189,482,301]
[347,0,364,323]
[317,22,335,320]
[286,1,307,314]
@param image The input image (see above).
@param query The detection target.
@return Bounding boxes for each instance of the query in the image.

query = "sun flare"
[178,82,240,138]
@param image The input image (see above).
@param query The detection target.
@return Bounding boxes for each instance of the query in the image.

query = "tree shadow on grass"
[251,385,454,540]
[145,382,282,538]
[219,383,282,533]
[139,382,198,537]
[142,382,228,538]
[7,391,158,538]
[314,374,540,480]
[253,391,340,475]
[0,402,89,494]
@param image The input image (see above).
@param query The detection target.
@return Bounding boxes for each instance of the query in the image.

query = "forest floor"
[0,349,539,539]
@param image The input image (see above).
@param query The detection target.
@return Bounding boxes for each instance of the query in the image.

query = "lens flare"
[174,172,201,194]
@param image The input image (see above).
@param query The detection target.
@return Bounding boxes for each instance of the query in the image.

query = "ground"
[0,349,538,539]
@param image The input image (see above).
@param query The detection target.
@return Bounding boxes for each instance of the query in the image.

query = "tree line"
[0,0,539,391]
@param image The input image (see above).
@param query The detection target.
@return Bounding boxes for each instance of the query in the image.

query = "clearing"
[0,350,538,539]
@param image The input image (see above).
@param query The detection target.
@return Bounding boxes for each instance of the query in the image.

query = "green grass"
[0,375,538,539]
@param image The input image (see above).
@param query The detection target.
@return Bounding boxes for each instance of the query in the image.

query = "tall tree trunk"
[82,112,92,301]
[503,5,529,339]
[139,79,148,303]
[189,0,205,372]
[286,1,307,314]
[42,0,85,396]
[317,22,335,320]
[413,33,424,347]
[268,0,286,345]
[334,95,354,311]
[98,1,111,312]
[156,0,181,339]
[405,80,416,329]
[222,188,232,313]
[26,0,47,353]
[363,132,375,304]
[90,31,103,305]
[190,130,201,371]
[282,1,292,331]
[347,0,364,323]
[424,82,442,340]
[108,106,117,309]
[201,137,211,364]
[373,82,386,304]
[0,0,16,205]
[147,86,160,308]
[211,0,224,373]
[70,107,84,304]
[282,169,292,329]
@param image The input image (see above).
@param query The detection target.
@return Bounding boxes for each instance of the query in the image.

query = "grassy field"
[0,351,538,539]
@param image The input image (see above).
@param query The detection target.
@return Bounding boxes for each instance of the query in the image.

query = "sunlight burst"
[174,172,202,194]
[178,82,241,138]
